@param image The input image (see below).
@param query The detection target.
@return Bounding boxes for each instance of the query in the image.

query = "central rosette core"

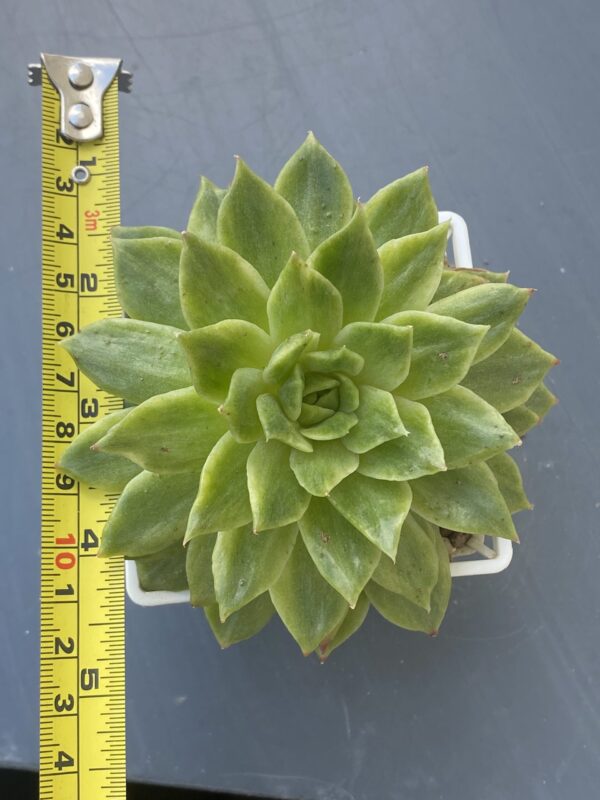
[219,329,367,453]
[259,331,364,452]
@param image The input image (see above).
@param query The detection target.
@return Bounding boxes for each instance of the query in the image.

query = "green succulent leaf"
[58,408,141,491]
[300,498,380,606]
[274,132,354,251]
[217,158,309,287]
[185,433,253,541]
[385,311,488,400]
[461,329,558,412]
[358,396,446,481]
[180,233,270,331]
[431,266,509,303]
[343,385,407,454]
[421,385,521,469]
[469,268,509,283]
[504,382,557,436]
[317,593,370,661]
[270,537,348,655]
[267,252,343,345]
[220,368,268,443]
[314,387,339,410]
[503,405,539,436]
[186,533,217,606]
[205,593,275,648]
[431,268,484,300]
[263,330,318,384]
[100,471,199,558]
[278,365,304,420]
[376,222,449,318]
[247,440,310,531]
[372,513,439,609]
[112,226,187,329]
[428,283,532,362]
[302,411,358,441]
[179,320,272,403]
[60,319,191,405]
[95,387,227,474]
[301,346,364,376]
[334,322,412,391]
[187,176,226,242]
[411,462,518,540]
[303,374,338,395]
[328,473,412,559]
[310,205,383,324]
[134,542,188,593]
[336,373,359,412]
[487,452,533,513]
[366,531,450,634]
[290,439,359,497]
[256,394,313,452]
[213,523,297,619]
[298,404,334,426]
[525,382,557,419]
[364,167,439,247]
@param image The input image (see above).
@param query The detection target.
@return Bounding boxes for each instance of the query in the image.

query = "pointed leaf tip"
[275,134,354,251]
[218,158,309,287]
[267,252,343,344]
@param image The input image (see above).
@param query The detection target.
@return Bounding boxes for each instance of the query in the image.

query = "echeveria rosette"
[58,133,558,658]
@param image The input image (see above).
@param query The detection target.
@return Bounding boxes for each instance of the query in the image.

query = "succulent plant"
[59,134,557,658]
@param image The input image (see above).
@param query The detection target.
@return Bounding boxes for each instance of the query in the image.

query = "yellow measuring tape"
[37,56,126,799]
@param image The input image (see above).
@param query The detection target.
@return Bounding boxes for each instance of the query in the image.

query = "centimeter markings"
[40,68,126,800]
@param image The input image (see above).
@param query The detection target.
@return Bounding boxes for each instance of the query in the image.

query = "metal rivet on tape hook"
[27,53,133,142]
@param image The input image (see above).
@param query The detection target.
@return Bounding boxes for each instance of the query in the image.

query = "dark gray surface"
[2,1,599,798]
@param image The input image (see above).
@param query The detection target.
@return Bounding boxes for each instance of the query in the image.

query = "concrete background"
[1,1,599,798]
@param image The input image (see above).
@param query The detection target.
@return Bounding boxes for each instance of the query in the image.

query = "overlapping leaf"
[59,408,141,491]
[61,319,191,404]
[218,158,309,287]
[96,387,227,473]
[112,226,187,329]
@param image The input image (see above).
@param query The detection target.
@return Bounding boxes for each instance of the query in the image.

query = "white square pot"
[126,211,513,607]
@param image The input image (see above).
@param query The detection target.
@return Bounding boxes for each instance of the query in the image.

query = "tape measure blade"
[40,67,126,800]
